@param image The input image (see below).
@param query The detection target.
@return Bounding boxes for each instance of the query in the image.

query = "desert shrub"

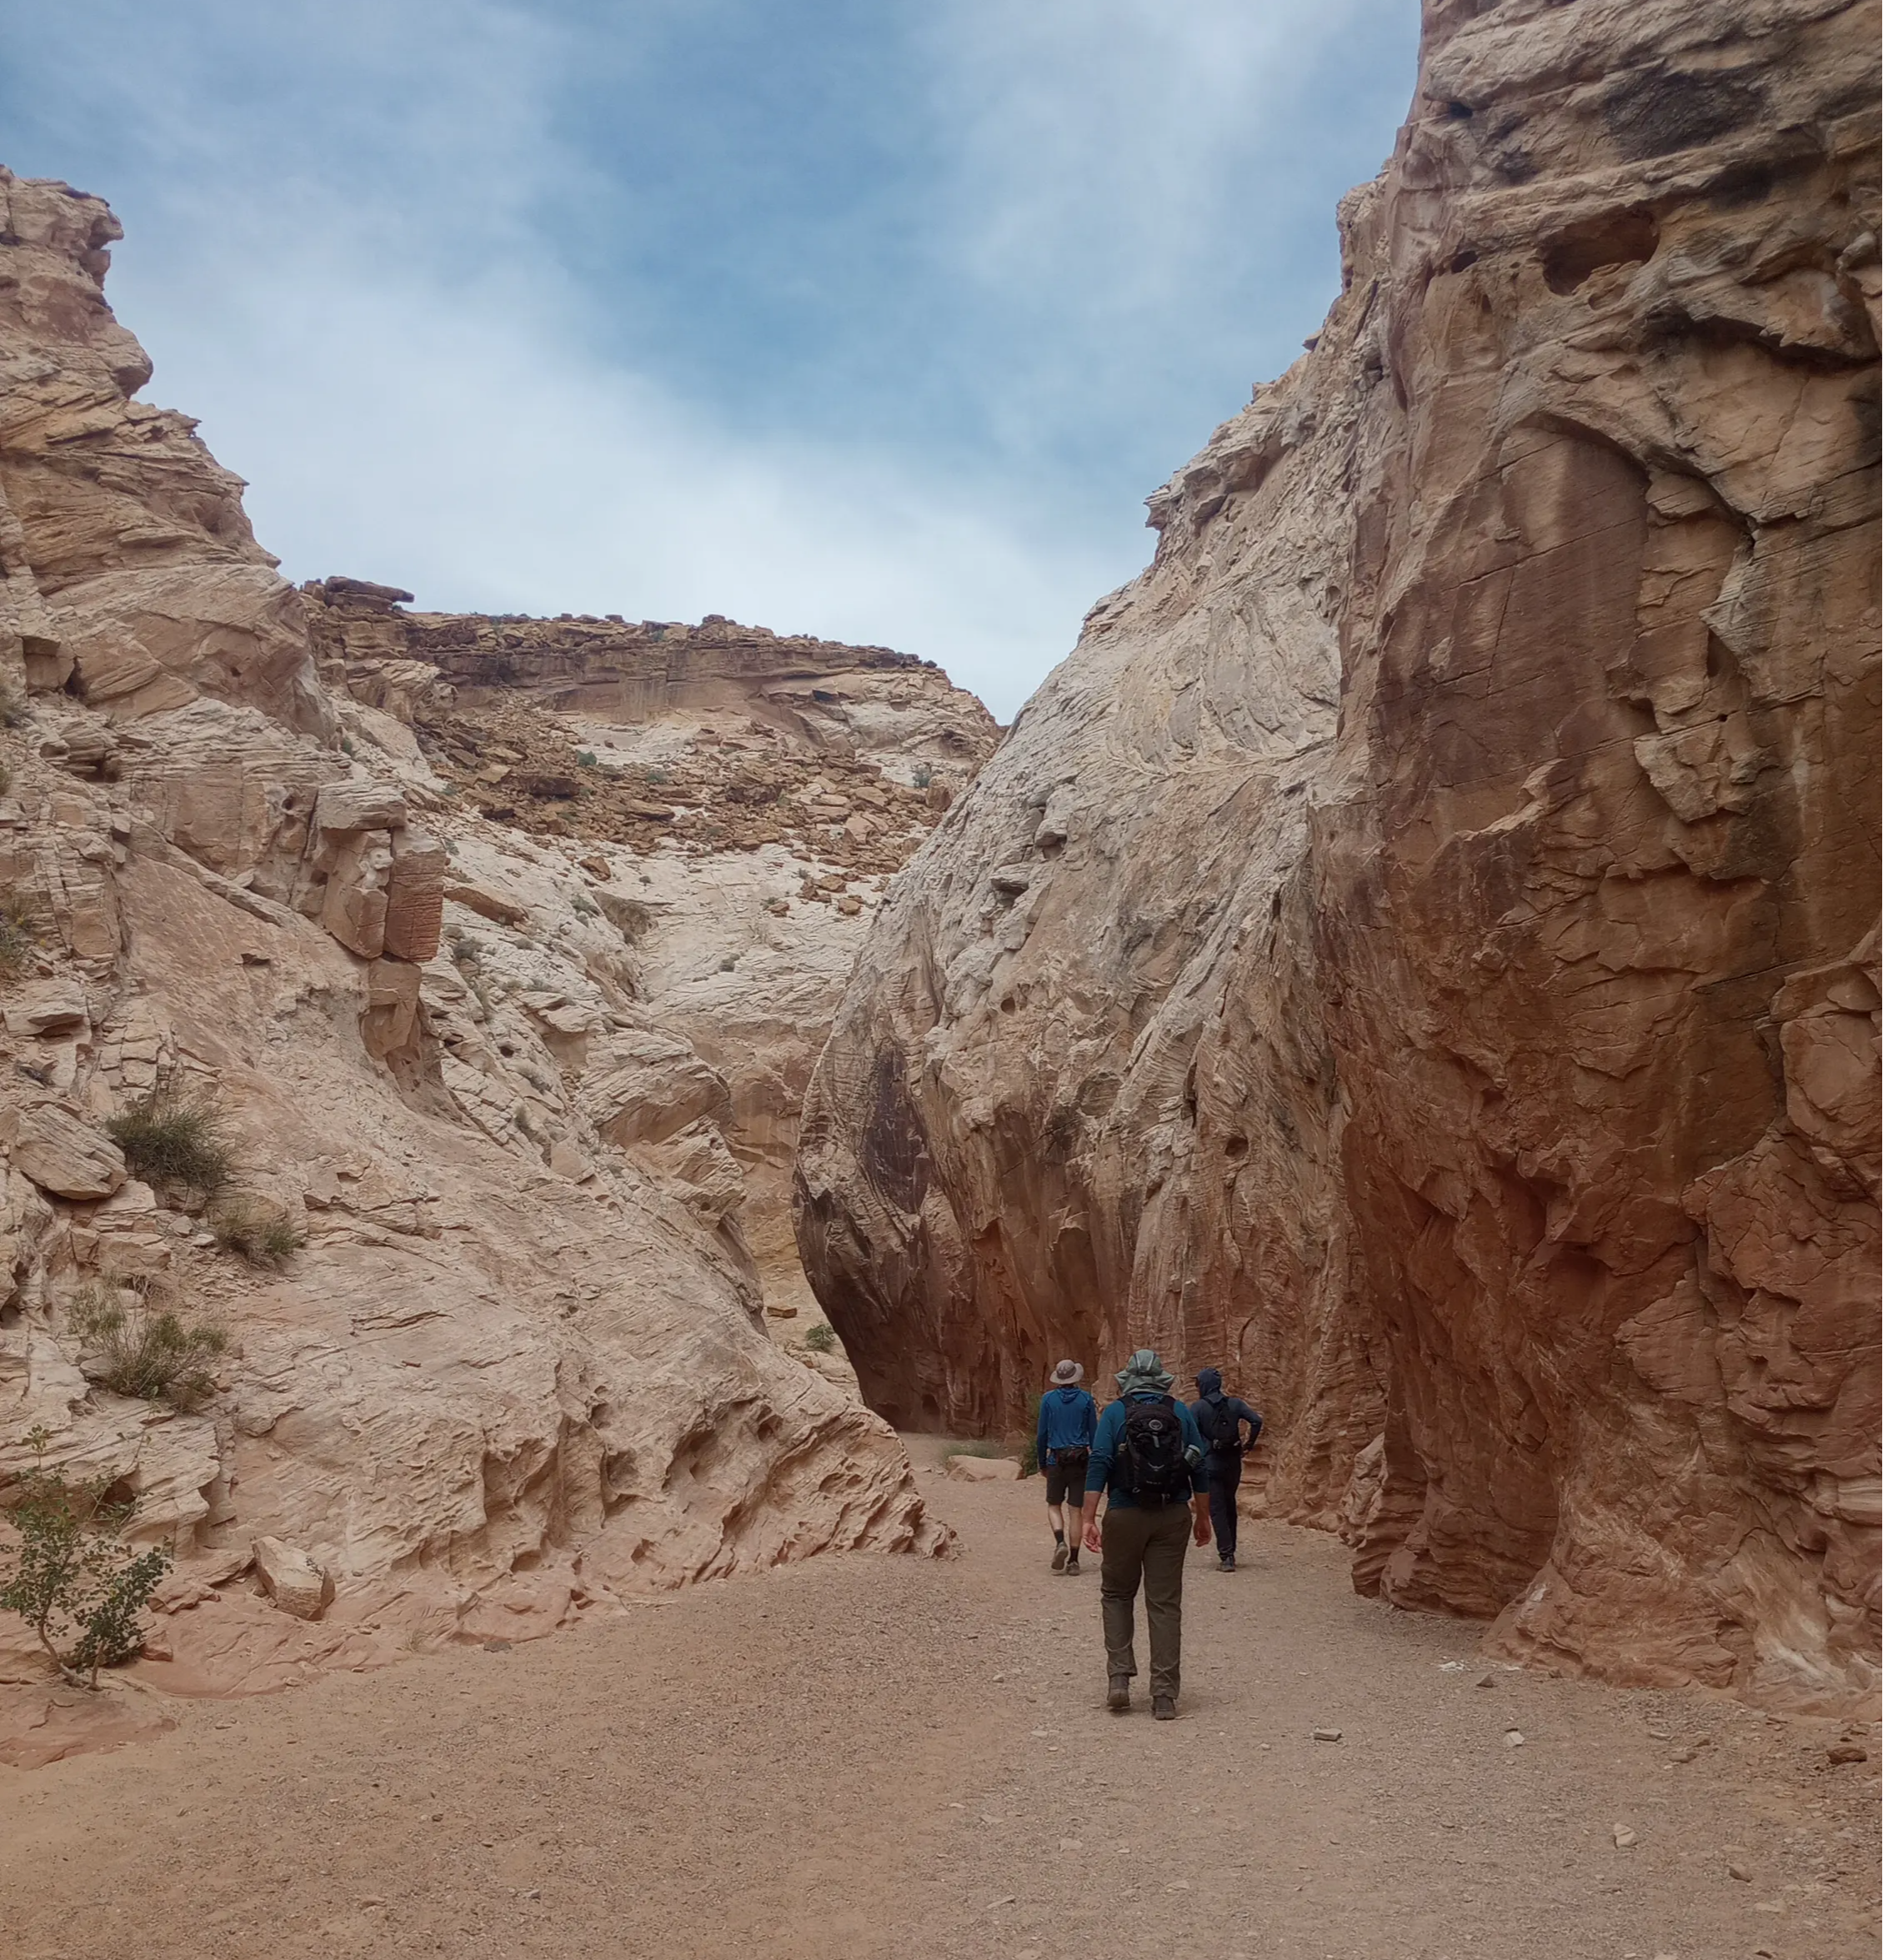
[644,765,670,785]
[104,1084,234,1202]
[70,1284,229,1410]
[912,763,934,789]
[0,1429,172,1688]
[569,894,598,920]
[0,886,37,984]
[339,735,356,758]
[576,749,598,769]
[804,1321,838,1356]
[0,678,27,729]
[208,1193,306,1269]
[942,1442,1004,1461]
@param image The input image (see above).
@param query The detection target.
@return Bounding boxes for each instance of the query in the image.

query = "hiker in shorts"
[1036,1359,1097,1574]
[1192,1367,1262,1572]
[1079,1349,1209,1720]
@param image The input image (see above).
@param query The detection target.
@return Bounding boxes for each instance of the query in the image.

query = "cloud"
[1,0,1417,719]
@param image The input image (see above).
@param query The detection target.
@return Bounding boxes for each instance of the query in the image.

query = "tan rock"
[13,1105,125,1200]
[3,980,88,1037]
[253,1536,333,1620]
[383,829,447,963]
[944,1454,1020,1483]
[313,779,407,836]
[320,829,393,959]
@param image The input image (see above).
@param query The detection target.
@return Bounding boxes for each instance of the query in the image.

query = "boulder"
[313,779,407,836]
[253,1536,333,1621]
[3,980,88,1037]
[944,1454,1021,1483]
[13,1105,125,1200]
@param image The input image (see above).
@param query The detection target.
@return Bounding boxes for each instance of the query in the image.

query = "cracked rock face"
[797,0,1879,1707]
[0,165,948,1765]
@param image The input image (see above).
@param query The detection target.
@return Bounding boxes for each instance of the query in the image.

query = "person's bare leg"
[1048,1496,1069,1569]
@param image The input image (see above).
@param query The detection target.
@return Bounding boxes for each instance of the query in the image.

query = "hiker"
[1192,1367,1262,1572]
[1036,1359,1098,1573]
[1079,1349,1210,1720]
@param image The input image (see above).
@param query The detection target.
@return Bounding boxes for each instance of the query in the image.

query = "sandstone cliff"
[0,166,954,1766]
[797,0,1880,1709]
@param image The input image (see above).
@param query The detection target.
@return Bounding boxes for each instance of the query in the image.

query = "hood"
[1195,1368,1224,1399]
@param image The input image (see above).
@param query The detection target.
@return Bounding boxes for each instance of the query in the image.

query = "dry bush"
[208,1193,306,1269]
[103,1081,234,1203]
[69,1281,229,1411]
[0,886,38,985]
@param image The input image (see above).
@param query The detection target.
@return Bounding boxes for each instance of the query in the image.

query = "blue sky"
[1,0,1418,716]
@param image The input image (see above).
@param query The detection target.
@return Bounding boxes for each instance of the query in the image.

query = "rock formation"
[797,0,1880,1710]
[0,165,962,1766]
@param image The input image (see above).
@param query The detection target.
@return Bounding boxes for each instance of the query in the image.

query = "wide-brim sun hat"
[1049,1359,1084,1385]
[1115,1348,1174,1393]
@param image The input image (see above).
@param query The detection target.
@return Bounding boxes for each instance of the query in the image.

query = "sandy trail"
[0,1449,1875,1959]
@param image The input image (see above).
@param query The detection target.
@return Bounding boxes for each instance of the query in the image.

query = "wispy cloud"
[0,0,1415,717]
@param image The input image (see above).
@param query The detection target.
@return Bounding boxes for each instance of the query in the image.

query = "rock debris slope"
[796,0,1880,1707]
[0,167,957,1765]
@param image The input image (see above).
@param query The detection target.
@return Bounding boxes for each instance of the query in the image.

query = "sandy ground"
[0,1450,1875,1960]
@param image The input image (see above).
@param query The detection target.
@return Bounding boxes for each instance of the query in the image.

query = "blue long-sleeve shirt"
[1036,1384,1097,1465]
[1084,1393,1209,1508]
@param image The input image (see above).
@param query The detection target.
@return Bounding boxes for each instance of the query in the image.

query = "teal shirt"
[1084,1393,1209,1507]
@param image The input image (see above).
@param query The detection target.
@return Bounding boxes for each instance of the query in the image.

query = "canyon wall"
[0,167,952,1764]
[797,0,1880,1707]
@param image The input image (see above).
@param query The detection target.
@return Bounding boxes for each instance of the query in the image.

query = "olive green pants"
[1099,1499,1191,1698]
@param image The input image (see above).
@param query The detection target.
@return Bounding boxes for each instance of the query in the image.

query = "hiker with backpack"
[1192,1367,1263,1572]
[1036,1359,1098,1574]
[1078,1349,1210,1721]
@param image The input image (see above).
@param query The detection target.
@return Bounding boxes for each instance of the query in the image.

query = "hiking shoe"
[1064,1555,1080,1576]
[1219,1553,1235,1572]
[1152,1695,1178,1722]
[1107,1676,1131,1713]
[1051,1541,1069,1572]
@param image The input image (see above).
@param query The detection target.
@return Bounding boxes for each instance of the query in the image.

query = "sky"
[0,1,1418,718]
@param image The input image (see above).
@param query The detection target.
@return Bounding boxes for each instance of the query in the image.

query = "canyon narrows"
[0,165,999,1764]
[796,0,1880,1709]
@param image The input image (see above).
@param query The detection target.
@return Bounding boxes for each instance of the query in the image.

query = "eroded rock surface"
[797,0,1880,1707]
[0,164,949,1763]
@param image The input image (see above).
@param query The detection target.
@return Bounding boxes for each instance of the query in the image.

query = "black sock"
[1053,1527,1065,1543]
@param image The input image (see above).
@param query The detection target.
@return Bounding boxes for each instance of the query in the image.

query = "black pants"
[1207,1454,1242,1556]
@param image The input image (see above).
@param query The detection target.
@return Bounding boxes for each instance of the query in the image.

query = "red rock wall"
[797,0,1880,1706]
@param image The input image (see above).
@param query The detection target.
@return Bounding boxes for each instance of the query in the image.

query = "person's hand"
[1192,1502,1212,1548]
[1083,1520,1103,1555]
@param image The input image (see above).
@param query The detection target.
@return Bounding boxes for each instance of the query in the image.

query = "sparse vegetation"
[1019,1392,1044,1477]
[68,1282,229,1411]
[0,885,38,984]
[208,1193,306,1269]
[103,1082,234,1203]
[804,1321,838,1355]
[0,1426,172,1688]
[912,763,934,789]
[576,749,598,769]
[339,735,356,758]
[0,678,28,729]
[644,765,670,785]
[569,894,598,920]
[942,1441,1005,1461]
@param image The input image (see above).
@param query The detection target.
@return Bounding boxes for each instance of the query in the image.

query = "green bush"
[803,1321,838,1355]
[576,750,598,769]
[106,1085,234,1202]
[912,763,934,790]
[0,1429,171,1688]
[70,1285,229,1411]
[208,1194,306,1270]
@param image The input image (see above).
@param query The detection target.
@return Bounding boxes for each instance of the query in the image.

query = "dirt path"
[1,1450,1875,1959]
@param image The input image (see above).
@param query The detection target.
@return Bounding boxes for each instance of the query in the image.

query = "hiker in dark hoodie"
[1036,1359,1098,1573]
[1192,1367,1262,1572]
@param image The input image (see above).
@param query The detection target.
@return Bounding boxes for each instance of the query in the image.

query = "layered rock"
[305,579,999,1332]
[0,166,946,1764]
[797,0,1880,1708]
